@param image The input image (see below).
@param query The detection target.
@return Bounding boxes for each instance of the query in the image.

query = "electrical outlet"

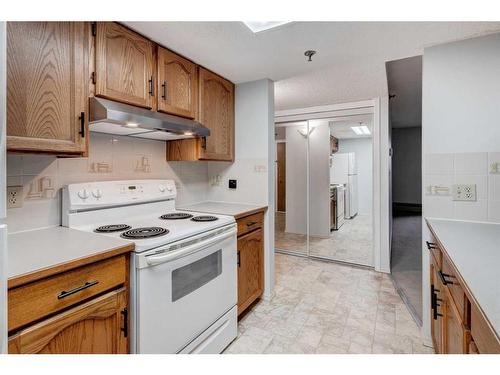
[452,184,476,201]
[7,186,24,208]
[228,179,237,189]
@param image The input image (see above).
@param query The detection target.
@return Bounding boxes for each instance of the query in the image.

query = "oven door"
[135,224,237,354]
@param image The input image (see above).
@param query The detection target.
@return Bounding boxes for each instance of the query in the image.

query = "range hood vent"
[89,97,209,140]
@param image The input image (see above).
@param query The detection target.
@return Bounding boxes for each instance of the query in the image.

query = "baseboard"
[393,202,422,214]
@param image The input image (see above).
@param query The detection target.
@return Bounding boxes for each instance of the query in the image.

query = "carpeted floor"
[390,210,422,324]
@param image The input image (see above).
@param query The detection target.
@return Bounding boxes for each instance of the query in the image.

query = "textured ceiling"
[124,21,500,110]
[386,56,422,128]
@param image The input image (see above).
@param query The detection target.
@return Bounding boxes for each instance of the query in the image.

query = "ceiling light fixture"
[298,126,315,138]
[351,126,363,135]
[124,122,139,128]
[350,123,371,136]
[360,125,371,135]
[242,21,292,33]
[304,50,316,62]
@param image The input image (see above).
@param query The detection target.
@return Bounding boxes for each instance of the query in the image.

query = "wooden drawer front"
[471,303,500,354]
[237,212,264,236]
[8,256,126,333]
[442,256,466,322]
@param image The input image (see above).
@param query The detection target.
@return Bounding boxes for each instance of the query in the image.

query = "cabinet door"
[443,292,466,354]
[8,289,128,354]
[157,47,198,119]
[198,67,234,161]
[430,263,444,353]
[95,22,154,109]
[237,228,263,315]
[7,22,88,154]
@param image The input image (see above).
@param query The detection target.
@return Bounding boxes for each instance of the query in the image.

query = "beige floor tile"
[226,253,427,355]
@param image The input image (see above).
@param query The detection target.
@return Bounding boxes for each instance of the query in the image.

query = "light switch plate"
[7,186,23,208]
[452,184,476,201]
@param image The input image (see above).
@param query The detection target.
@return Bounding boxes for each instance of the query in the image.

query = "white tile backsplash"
[6,133,209,232]
[424,151,500,223]
[424,153,454,175]
[453,152,488,175]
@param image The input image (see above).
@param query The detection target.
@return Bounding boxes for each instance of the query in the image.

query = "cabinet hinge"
[91,22,97,37]
[91,71,96,85]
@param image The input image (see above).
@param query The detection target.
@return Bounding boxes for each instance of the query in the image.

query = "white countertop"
[8,226,133,280]
[179,201,267,218]
[427,218,500,336]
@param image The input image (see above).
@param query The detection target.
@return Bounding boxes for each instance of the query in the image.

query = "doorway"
[387,56,423,324]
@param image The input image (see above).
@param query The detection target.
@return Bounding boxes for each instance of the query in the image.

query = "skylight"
[242,21,292,33]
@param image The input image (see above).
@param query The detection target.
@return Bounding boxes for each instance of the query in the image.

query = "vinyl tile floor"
[224,253,433,354]
[275,212,373,267]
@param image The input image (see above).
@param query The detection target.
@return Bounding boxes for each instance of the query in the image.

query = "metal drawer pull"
[246,221,258,227]
[162,81,167,100]
[237,250,241,267]
[438,270,454,285]
[57,280,99,299]
[426,241,437,250]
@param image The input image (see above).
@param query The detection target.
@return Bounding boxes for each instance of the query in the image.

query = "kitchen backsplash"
[424,152,500,222]
[6,133,209,233]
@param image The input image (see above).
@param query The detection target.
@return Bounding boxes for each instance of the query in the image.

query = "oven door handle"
[144,227,237,266]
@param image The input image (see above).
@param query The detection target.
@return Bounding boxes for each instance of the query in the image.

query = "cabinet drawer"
[8,255,126,333]
[471,303,500,354]
[442,255,467,322]
[237,212,264,236]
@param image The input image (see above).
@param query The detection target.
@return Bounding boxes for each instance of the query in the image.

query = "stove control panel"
[63,180,177,210]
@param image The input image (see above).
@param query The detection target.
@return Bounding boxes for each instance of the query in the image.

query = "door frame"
[274,98,390,273]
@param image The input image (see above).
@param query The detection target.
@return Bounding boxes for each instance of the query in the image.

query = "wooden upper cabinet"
[7,22,88,154]
[198,67,234,161]
[157,47,198,119]
[95,22,155,109]
[9,288,128,354]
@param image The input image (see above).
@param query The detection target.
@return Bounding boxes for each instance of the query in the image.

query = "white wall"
[422,32,500,345]
[206,79,275,299]
[337,138,373,215]
[392,127,422,205]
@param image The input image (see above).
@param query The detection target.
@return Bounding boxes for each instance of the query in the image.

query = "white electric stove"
[62,179,238,354]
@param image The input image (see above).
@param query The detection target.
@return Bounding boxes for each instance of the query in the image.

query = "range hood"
[89,97,209,140]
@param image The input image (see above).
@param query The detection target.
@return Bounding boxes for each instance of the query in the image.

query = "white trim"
[275,100,375,118]
[274,98,390,272]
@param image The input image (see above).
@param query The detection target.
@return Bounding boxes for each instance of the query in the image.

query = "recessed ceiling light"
[351,126,363,135]
[124,122,139,128]
[243,21,292,33]
[360,125,371,135]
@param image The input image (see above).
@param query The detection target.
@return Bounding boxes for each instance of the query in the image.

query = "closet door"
[273,122,308,256]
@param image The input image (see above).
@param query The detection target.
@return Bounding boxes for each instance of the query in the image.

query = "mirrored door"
[274,122,308,256]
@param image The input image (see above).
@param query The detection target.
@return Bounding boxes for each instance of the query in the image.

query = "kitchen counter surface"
[8,226,134,288]
[179,201,267,219]
[426,218,500,337]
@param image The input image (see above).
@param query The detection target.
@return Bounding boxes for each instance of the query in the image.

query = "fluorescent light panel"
[350,126,371,135]
[243,21,291,33]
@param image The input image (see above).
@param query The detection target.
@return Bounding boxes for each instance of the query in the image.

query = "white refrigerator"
[330,152,358,219]
[0,21,7,354]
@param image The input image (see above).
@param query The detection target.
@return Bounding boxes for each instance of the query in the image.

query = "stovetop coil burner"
[95,224,132,233]
[160,213,194,220]
[121,227,169,239]
[191,215,219,222]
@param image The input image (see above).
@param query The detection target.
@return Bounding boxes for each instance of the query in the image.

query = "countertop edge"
[233,206,268,220]
[7,242,135,289]
[426,218,500,341]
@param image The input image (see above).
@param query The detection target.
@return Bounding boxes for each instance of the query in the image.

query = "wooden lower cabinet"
[9,288,128,354]
[8,254,130,354]
[426,225,500,354]
[236,210,265,316]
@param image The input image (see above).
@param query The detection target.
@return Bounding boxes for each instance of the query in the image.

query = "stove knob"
[77,189,89,200]
[92,189,103,199]
[167,186,173,192]
[158,185,166,193]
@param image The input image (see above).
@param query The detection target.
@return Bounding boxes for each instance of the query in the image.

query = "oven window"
[172,250,222,302]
